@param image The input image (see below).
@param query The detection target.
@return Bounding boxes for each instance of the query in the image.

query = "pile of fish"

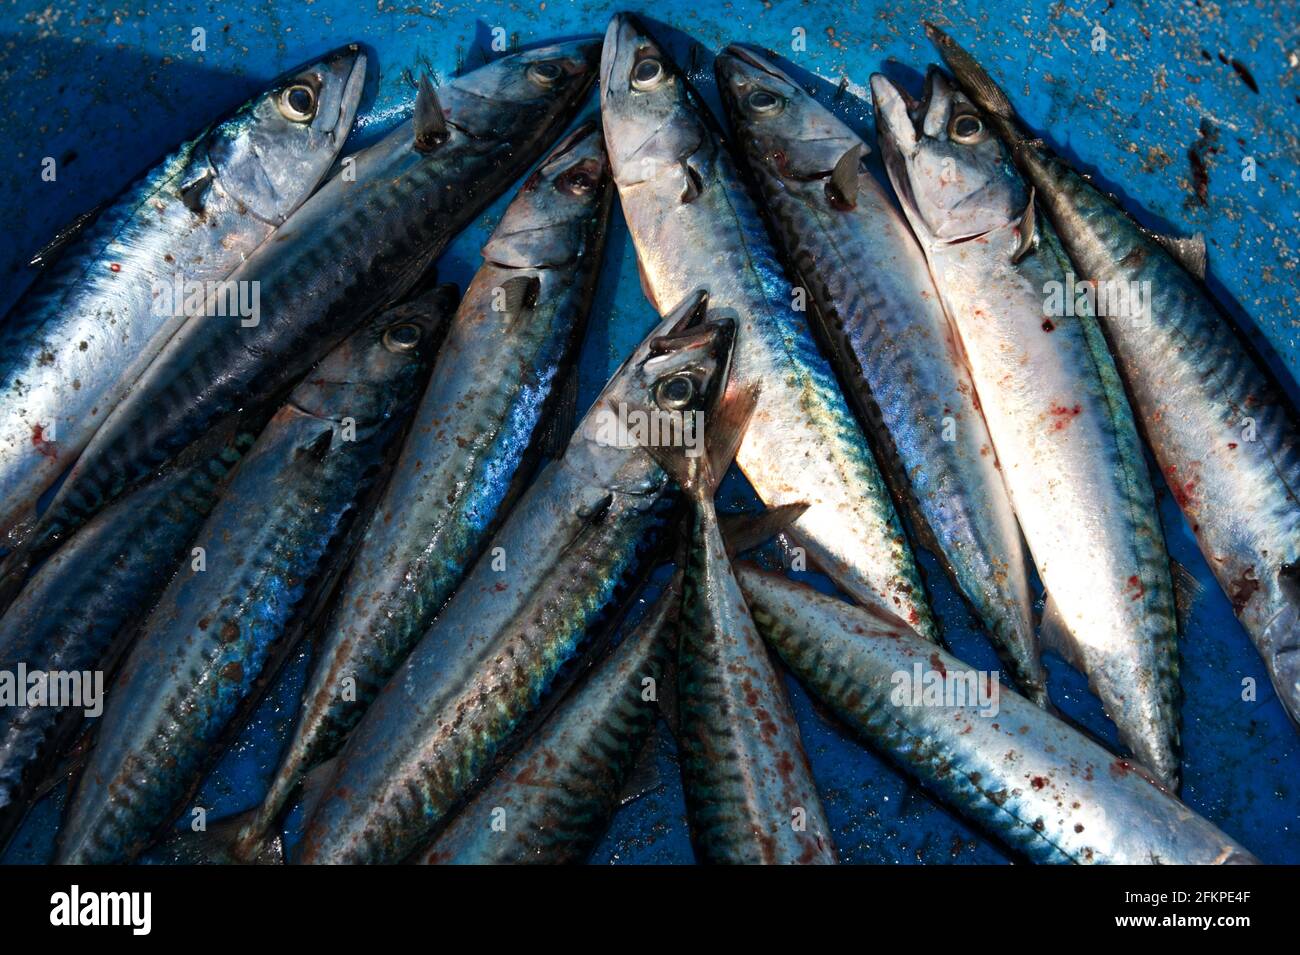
[0,13,1290,865]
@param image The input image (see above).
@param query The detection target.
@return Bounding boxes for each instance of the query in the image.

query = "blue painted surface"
[1,0,1296,864]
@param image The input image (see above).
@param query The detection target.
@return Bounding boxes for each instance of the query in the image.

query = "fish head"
[289,283,457,426]
[480,121,612,269]
[206,44,368,225]
[580,288,735,444]
[871,67,1025,244]
[599,13,715,198]
[440,40,601,143]
[715,45,861,182]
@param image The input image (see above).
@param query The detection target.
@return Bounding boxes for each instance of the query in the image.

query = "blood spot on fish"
[1041,318,1055,332]
[1165,464,1199,509]
[30,424,57,459]
[1109,758,1134,778]
[220,661,244,682]
[109,262,121,273]
[1227,442,1238,450]
[1126,574,1145,601]
[1074,823,1085,833]
[929,652,946,677]
[1030,775,1049,790]
[219,621,239,643]
[1048,404,1081,430]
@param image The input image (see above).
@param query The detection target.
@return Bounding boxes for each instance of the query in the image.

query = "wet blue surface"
[1,0,1296,864]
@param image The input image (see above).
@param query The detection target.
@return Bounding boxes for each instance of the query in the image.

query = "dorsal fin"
[718,502,809,557]
[825,143,862,210]
[28,202,108,268]
[413,74,450,152]
[1011,187,1038,264]
[1152,230,1207,280]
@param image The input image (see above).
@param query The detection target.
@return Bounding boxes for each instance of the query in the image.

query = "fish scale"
[18,43,600,564]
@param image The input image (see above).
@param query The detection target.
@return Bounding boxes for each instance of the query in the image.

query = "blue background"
[1,0,1296,864]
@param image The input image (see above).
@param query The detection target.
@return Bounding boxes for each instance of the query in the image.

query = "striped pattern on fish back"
[710,163,937,640]
[39,141,521,543]
[747,598,1076,865]
[0,143,197,353]
[58,440,372,864]
[1040,222,1181,741]
[1049,159,1300,565]
[0,435,249,829]
[675,513,834,865]
[290,297,579,774]
[302,491,670,864]
[421,599,671,864]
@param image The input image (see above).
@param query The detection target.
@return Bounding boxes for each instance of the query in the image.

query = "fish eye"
[278,84,317,122]
[746,89,782,115]
[558,167,596,196]
[949,113,986,144]
[383,323,422,353]
[654,373,697,411]
[527,62,563,87]
[632,58,664,91]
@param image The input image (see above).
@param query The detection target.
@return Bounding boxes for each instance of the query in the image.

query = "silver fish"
[0,46,366,546]
[928,22,1300,728]
[14,41,599,569]
[54,291,448,865]
[599,14,937,638]
[294,289,734,864]
[715,47,1043,703]
[230,122,614,858]
[417,576,677,865]
[740,566,1256,865]
[646,388,836,864]
[872,69,1181,786]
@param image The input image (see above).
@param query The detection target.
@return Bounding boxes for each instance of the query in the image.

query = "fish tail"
[153,810,284,865]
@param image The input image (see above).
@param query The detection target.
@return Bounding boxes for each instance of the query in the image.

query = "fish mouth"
[322,45,368,141]
[869,73,923,222]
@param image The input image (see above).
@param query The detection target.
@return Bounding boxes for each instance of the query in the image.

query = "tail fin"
[924,24,1016,123]
[151,809,284,865]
